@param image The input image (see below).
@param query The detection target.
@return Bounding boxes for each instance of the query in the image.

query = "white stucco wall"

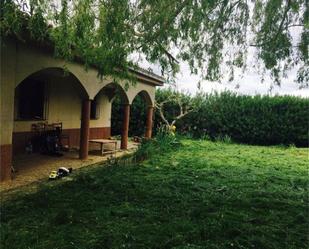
[1,38,159,145]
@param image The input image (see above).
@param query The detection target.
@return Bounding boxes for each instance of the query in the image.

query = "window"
[15,79,46,120]
[90,99,100,120]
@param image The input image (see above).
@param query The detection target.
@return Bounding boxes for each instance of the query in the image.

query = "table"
[89,139,118,155]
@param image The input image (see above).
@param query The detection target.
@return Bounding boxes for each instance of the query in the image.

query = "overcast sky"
[134,10,308,98]
[174,61,309,97]
[134,25,308,98]
[17,0,307,97]
[136,55,308,98]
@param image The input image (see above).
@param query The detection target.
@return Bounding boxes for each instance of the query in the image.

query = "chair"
[52,122,70,150]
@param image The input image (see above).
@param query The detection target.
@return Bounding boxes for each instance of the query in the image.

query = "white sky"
[174,61,309,97]
[137,55,309,98]
[135,5,309,98]
[16,0,308,97]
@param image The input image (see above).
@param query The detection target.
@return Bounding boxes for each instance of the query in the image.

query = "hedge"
[159,91,309,147]
[111,90,309,147]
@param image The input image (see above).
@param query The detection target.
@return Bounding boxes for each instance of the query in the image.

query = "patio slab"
[0,140,138,193]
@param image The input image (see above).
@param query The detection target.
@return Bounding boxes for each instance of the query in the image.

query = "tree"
[155,89,194,128]
[1,0,308,86]
[154,88,202,133]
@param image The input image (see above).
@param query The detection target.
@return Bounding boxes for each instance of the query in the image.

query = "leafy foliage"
[1,0,308,85]
[134,127,181,162]
[111,95,124,136]
[110,89,308,146]
[154,90,309,146]
[155,88,199,127]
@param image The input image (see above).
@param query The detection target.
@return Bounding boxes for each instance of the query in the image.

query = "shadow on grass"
[1,139,308,249]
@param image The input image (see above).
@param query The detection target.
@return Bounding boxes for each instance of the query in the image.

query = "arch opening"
[92,83,129,138]
[111,89,154,139]
[14,68,88,121]
[132,90,153,107]
[129,93,148,137]
[96,82,129,105]
[13,67,89,157]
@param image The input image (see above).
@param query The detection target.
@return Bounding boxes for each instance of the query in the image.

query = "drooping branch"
[2,0,307,86]
[250,0,292,48]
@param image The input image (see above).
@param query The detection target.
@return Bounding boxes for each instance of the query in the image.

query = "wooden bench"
[89,139,117,155]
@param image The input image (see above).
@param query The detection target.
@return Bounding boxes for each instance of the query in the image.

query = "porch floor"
[0,140,138,193]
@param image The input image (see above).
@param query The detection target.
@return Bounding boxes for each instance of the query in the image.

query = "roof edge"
[129,68,165,86]
[5,34,165,86]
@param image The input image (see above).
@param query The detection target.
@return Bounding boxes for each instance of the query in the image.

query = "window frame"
[14,79,48,121]
[90,99,100,120]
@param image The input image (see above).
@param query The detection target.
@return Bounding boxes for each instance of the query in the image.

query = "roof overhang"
[6,35,165,86]
[129,68,165,86]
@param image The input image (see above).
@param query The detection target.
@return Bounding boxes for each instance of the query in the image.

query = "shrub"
[134,126,181,162]
[154,91,309,147]
[111,89,309,147]
[192,92,308,146]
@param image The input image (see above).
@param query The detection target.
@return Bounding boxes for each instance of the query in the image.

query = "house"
[0,37,164,182]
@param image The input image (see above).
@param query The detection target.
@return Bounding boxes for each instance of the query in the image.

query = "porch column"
[0,145,12,181]
[121,104,130,150]
[145,105,154,139]
[1,39,15,182]
[79,99,91,159]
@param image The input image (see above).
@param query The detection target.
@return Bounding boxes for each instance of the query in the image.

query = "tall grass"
[134,126,181,162]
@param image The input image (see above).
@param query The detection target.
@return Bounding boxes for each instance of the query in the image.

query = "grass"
[1,139,308,249]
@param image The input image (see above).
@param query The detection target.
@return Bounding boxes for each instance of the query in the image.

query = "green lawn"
[1,140,308,249]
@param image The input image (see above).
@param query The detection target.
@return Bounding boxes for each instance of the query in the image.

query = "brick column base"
[0,144,12,181]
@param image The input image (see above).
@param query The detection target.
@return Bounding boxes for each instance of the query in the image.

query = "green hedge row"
[110,89,309,147]
[156,91,309,147]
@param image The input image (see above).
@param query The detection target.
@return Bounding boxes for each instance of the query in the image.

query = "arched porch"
[129,90,154,139]
[12,67,93,172]
[13,68,89,150]
[0,38,163,182]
